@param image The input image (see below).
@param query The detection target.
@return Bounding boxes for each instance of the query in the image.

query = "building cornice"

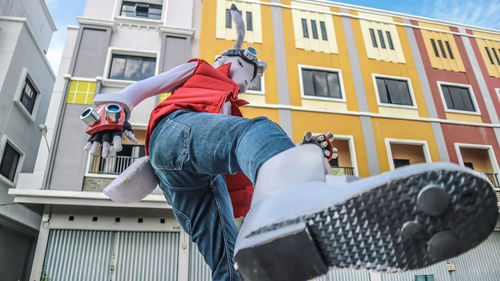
[77,16,115,28]
[159,26,196,37]
[0,16,56,79]
[234,0,500,42]
[8,189,170,209]
[245,103,500,128]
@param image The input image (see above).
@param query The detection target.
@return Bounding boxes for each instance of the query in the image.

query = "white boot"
[234,146,499,281]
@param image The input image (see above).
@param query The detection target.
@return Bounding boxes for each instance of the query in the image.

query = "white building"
[0,0,56,280]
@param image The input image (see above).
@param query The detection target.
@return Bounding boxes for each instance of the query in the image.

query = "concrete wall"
[0,222,37,281]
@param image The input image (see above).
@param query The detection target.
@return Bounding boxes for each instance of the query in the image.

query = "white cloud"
[422,0,500,30]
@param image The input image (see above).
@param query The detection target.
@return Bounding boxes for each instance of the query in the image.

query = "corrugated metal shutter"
[314,269,371,281]
[43,230,180,281]
[44,230,114,281]
[114,231,179,281]
[188,240,212,281]
[381,231,500,281]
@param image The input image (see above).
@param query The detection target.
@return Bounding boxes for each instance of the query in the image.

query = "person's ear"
[257,60,267,77]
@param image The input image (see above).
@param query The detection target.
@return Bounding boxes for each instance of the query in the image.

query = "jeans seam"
[158,180,192,234]
[210,179,234,281]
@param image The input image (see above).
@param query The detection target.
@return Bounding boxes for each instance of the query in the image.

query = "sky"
[44,0,500,73]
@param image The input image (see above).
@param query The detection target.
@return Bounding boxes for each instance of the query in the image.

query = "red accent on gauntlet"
[85,104,126,135]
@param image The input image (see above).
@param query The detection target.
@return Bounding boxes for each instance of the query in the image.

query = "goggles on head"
[219,46,263,80]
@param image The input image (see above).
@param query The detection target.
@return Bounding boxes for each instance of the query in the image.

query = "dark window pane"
[369,28,377,47]
[320,21,328,40]
[438,40,447,58]
[246,12,253,31]
[377,30,386,49]
[492,48,500,65]
[302,70,314,95]
[442,85,475,112]
[445,41,454,59]
[301,18,309,38]
[0,143,20,182]
[20,78,38,114]
[394,159,410,169]
[311,20,318,39]
[302,69,342,99]
[485,47,494,64]
[109,55,156,81]
[464,162,474,169]
[226,9,232,28]
[430,39,440,57]
[376,77,412,106]
[248,76,262,92]
[386,31,394,50]
[121,1,162,20]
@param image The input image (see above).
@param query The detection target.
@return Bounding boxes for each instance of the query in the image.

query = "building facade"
[8,0,500,280]
[0,0,56,280]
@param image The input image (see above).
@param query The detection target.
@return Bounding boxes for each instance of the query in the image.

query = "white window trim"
[102,47,159,87]
[496,88,500,103]
[298,64,346,102]
[454,143,500,176]
[437,81,481,116]
[113,0,165,24]
[246,76,266,95]
[372,73,418,110]
[331,134,359,176]
[0,135,25,186]
[384,138,432,171]
[13,67,41,122]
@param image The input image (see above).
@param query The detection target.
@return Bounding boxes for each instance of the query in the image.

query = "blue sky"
[45,0,500,73]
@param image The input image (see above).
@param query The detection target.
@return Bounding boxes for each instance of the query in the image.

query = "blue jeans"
[148,110,294,281]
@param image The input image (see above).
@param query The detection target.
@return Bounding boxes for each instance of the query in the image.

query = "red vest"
[145,59,253,217]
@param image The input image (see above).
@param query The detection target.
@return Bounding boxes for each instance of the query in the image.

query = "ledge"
[8,189,170,209]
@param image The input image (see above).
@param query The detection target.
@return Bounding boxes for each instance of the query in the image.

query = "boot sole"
[234,166,499,281]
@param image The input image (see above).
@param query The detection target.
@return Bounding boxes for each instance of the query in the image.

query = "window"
[120,1,162,20]
[0,142,20,182]
[441,84,476,112]
[386,31,394,50]
[225,9,232,28]
[246,12,253,31]
[485,47,500,65]
[430,39,455,59]
[301,18,309,38]
[311,20,318,39]
[20,77,38,114]
[369,28,377,48]
[301,68,342,99]
[375,77,414,106]
[248,76,262,92]
[109,54,156,81]
[394,159,410,169]
[415,275,434,281]
[320,21,328,40]
[377,30,386,49]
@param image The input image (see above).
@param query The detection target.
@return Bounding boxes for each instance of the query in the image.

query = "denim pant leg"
[148,110,294,281]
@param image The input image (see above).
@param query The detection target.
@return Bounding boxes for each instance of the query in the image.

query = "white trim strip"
[243,103,500,128]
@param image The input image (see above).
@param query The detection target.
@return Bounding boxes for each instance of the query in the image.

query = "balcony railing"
[484,173,500,188]
[331,166,355,176]
[88,155,139,175]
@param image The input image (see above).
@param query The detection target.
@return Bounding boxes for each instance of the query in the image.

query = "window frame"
[298,64,346,102]
[116,0,164,23]
[246,76,266,95]
[13,68,41,121]
[372,73,418,109]
[385,138,431,171]
[437,81,481,115]
[102,47,159,87]
[323,134,359,176]
[0,135,24,186]
[454,143,500,188]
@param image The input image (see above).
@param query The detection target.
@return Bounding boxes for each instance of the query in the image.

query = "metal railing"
[331,166,355,176]
[88,155,139,175]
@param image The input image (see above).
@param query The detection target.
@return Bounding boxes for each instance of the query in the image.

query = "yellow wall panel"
[66,80,96,105]
[291,111,369,176]
[239,93,265,104]
[301,99,347,111]
[445,113,483,123]
[475,38,500,78]
[239,106,280,124]
[358,12,405,63]
[371,118,440,172]
[378,106,419,117]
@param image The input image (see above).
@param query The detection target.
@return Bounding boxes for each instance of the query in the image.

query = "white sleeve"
[93,61,197,116]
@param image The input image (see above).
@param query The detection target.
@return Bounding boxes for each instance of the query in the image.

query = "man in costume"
[80,5,498,281]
